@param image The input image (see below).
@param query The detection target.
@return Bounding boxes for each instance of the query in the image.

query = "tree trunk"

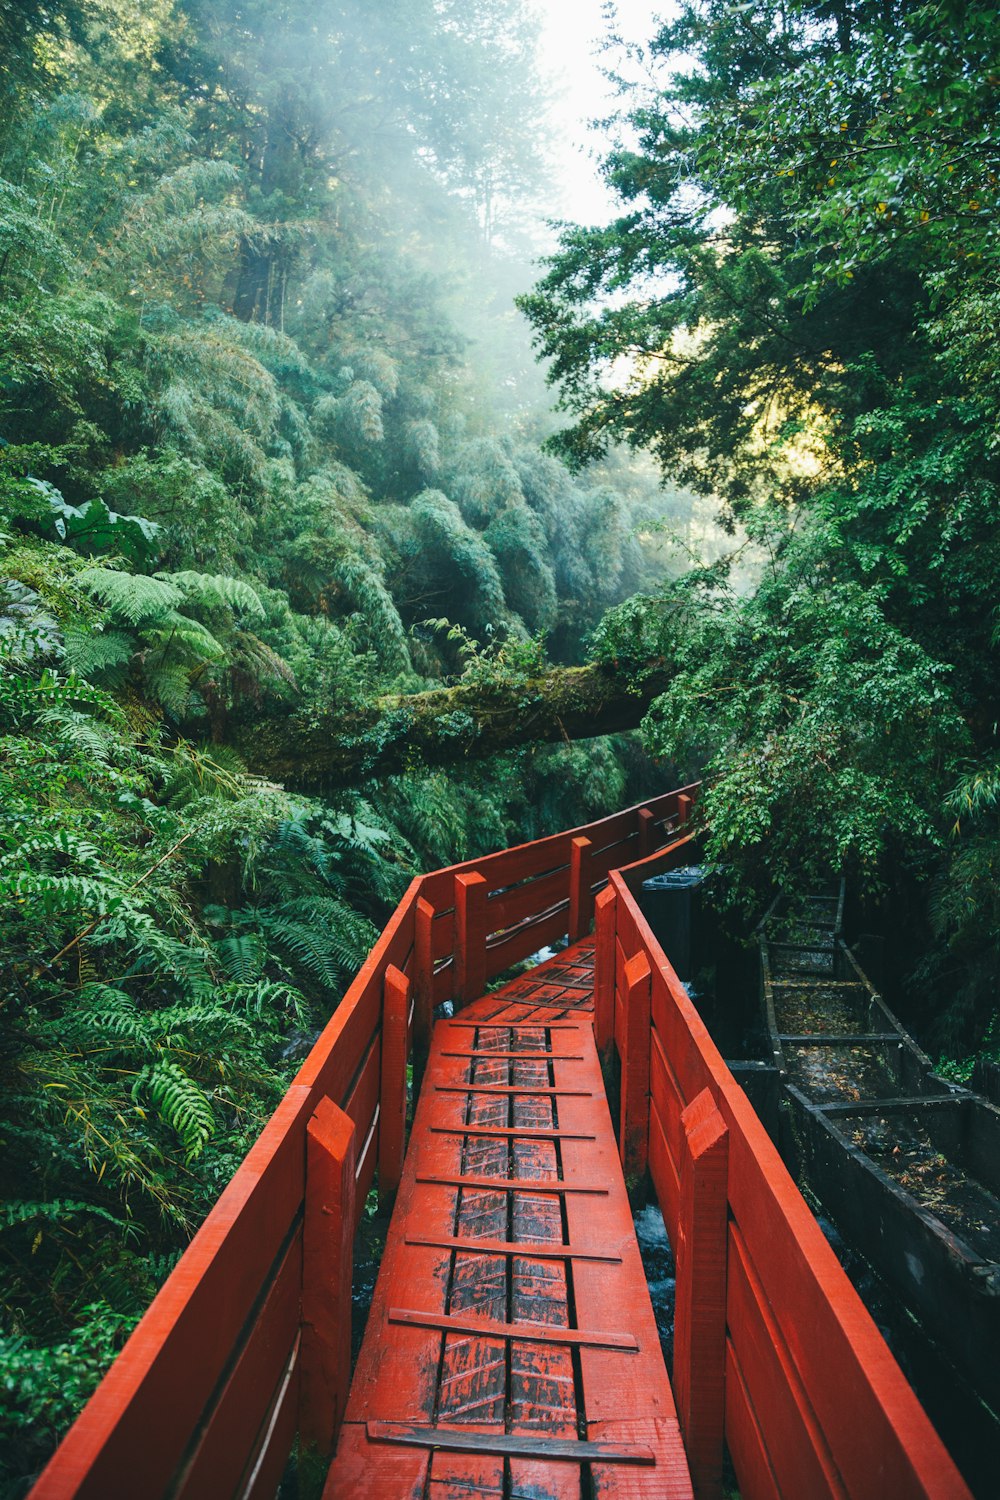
[239,661,673,791]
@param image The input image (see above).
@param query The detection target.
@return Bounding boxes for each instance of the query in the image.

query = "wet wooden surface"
[325,942,693,1500]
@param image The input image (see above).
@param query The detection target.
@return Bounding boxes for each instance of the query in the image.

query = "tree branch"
[240,661,674,790]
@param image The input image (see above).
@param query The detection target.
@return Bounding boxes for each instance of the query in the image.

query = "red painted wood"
[483,901,570,978]
[607,868,972,1500]
[300,1098,356,1455]
[38,785,972,1500]
[638,807,656,859]
[174,1229,300,1499]
[328,1004,693,1499]
[31,1084,313,1500]
[569,835,594,942]
[379,964,410,1194]
[594,884,616,1053]
[454,870,487,1006]
[673,1089,729,1500]
[726,1223,845,1499]
[621,951,653,1178]
[241,1335,301,1500]
[485,863,568,931]
[412,897,435,1075]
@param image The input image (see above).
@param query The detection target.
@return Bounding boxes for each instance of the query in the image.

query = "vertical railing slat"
[300,1098,356,1455]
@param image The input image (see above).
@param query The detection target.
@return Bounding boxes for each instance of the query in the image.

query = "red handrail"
[32,781,968,1500]
[599,857,969,1500]
[32,787,693,1500]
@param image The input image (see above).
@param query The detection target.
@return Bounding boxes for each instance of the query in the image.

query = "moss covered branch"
[241,662,673,789]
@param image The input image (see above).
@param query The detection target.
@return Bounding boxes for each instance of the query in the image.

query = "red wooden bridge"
[32,787,970,1499]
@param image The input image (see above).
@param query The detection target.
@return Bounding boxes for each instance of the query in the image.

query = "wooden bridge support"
[301,1099,357,1456]
[620,951,652,1179]
[454,871,487,1008]
[569,834,594,942]
[412,898,435,1093]
[673,1089,729,1500]
[379,965,410,1197]
[593,885,616,1056]
[638,806,656,859]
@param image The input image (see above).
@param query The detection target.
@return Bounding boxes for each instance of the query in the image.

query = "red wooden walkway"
[329,942,693,1498]
[31,785,971,1500]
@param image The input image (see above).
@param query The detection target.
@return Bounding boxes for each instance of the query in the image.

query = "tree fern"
[76,568,183,626]
[162,572,266,620]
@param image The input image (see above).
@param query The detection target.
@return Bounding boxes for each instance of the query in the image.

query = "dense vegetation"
[0,4,688,1489]
[3,0,999,1488]
[524,0,1000,1064]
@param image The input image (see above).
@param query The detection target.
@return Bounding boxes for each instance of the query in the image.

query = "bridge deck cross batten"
[324,941,694,1499]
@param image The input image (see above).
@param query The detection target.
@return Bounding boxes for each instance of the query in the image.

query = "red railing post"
[678,792,693,830]
[637,806,656,859]
[454,870,488,1007]
[412,896,435,1091]
[619,950,652,1178]
[568,835,594,942]
[593,884,616,1055]
[300,1097,356,1455]
[674,1087,729,1500]
[379,963,410,1196]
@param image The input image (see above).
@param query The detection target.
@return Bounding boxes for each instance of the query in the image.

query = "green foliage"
[528,0,1000,1064]
[0,2,685,1482]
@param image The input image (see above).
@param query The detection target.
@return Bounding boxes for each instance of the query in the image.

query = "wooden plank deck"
[325,942,694,1500]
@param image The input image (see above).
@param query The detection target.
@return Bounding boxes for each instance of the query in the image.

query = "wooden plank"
[342,1031,380,1141]
[174,1230,301,1500]
[726,1222,846,1500]
[324,1424,427,1499]
[454,870,488,1007]
[486,864,568,932]
[673,1089,729,1500]
[366,1423,656,1464]
[32,1084,314,1500]
[388,1309,639,1351]
[416,1174,608,1195]
[439,1050,586,1061]
[300,1098,356,1454]
[433,1083,592,1097]
[239,1334,301,1500]
[723,1342,783,1500]
[404,1233,621,1262]
[569,835,594,942]
[438,1041,508,1430]
[379,964,410,1194]
[508,1052,579,1498]
[429,1124,596,1141]
[621,951,653,1177]
[412,897,435,1088]
[484,902,570,977]
[638,807,656,859]
[648,1091,681,1249]
[594,884,616,1053]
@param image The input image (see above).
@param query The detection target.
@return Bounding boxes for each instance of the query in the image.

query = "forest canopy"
[523,0,1000,1062]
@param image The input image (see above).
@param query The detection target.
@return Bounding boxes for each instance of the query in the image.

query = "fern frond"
[1,1200,135,1238]
[216,933,266,983]
[132,1061,214,1162]
[76,568,183,625]
[162,571,266,619]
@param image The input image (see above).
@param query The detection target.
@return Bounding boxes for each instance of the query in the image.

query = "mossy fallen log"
[242,662,673,789]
